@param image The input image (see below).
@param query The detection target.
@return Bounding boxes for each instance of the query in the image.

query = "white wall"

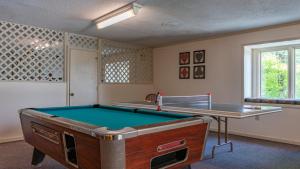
[0,82,66,143]
[99,84,155,105]
[153,23,300,145]
[0,75,154,144]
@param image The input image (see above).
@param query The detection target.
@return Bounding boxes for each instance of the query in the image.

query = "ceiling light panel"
[96,2,142,29]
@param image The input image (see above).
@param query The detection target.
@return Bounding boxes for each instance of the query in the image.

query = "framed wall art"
[179,52,190,65]
[193,50,205,64]
[193,65,205,79]
[179,66,190,79]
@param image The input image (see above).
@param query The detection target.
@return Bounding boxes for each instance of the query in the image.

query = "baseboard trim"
[0,136,24,144]
[209,129,300,146]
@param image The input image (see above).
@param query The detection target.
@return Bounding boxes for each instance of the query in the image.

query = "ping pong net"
[157,94,212,107]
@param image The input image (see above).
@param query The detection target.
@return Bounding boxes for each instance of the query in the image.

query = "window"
[295,49,300,98]
[244,40,300,101]
[260,50,289,99]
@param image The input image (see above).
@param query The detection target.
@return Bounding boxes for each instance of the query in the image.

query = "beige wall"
[0,82,66,143]
[153,24,300,145]
[99,84,155,105]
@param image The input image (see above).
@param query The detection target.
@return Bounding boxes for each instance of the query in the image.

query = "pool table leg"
[31,148,45,166]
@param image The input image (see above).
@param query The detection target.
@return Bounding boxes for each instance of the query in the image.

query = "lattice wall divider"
[68,33,98,50]
[0,20,152,84]
[0,21,64,82]
[100,40,153,84]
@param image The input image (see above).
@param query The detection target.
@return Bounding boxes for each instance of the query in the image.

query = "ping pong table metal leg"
[217,117,221,145]
[211,117,233,158]
[225,117,233,152]
[186,164,192,169]
[225,117,228,142]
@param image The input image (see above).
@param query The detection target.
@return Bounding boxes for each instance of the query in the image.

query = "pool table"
[19,105,211,169]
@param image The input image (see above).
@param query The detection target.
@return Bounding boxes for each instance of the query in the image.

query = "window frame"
[252,44,300,100]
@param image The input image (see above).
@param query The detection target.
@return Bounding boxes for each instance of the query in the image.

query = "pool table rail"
[20,108,99,136]
[20,108,212,141]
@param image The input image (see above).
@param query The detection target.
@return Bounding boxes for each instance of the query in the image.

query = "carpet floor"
[0,133,299,169]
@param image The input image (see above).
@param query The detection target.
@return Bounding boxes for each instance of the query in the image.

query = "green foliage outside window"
[260,50,288,99]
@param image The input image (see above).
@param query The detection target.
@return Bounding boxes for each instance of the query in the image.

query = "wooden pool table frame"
[19,105,211,169]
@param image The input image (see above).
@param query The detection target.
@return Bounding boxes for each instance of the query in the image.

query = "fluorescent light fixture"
[95,2,142,29]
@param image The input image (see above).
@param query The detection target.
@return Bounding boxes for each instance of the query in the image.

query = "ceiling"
[1,0,300,47]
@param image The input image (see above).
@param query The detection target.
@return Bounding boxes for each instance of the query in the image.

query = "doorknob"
[70,93,75,96]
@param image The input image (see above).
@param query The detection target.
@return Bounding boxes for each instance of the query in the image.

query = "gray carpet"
[0,133,299,169]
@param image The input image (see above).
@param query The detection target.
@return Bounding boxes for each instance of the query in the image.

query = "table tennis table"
[117,94,282,158]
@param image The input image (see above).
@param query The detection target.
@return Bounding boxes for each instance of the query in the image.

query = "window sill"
[244,98,300,109]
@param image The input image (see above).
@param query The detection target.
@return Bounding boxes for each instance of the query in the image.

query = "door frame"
[66,46,100,106]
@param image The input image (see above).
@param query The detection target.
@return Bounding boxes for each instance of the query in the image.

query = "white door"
[69,49,98,106]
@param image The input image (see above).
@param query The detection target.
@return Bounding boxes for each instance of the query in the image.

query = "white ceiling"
[1,0,300,47]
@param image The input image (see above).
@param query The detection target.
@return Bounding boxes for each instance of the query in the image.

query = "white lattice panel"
[0,21,64,82]
[101,40,153,84]
[69,33,98,50]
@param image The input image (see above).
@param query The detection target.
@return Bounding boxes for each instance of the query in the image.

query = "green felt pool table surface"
[34,105,192,130]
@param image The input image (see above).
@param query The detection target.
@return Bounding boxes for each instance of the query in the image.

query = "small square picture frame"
[179,66,190,79]
[193,65,205,79]
[179,52,190,65]
[193,50,205,64]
